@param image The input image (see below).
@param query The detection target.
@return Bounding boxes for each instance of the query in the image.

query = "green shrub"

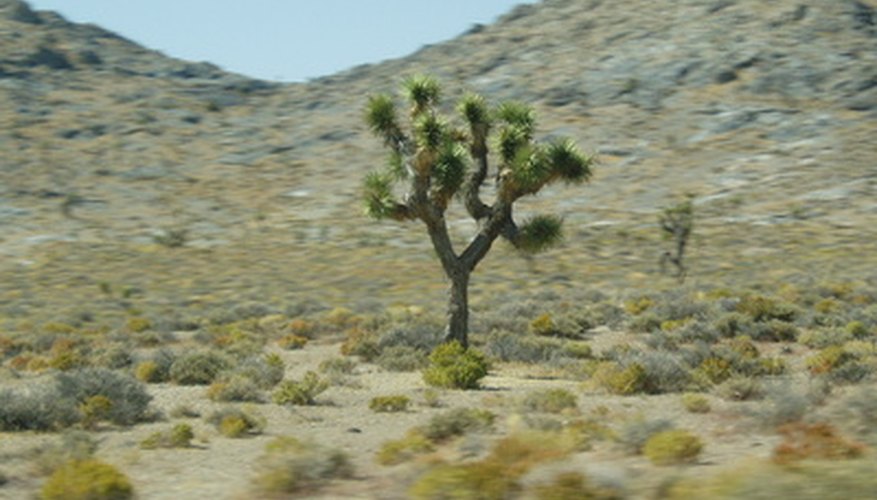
[418,407,495,443]
[375,345,428,372]
[591,361,647,395]
[253,436,353,495]
[56,368,153,426]
[376,431,434,465]
[169,350,232,385]
[207,375,262,402]
[141,423,194,449]
[422,341,489,390]
[79,395,113,430]
[681,393,711,413]
[643,429,703,465]
[736,295,797,322]
[369,395,411,413]
[616,417,674,454]
[409,460,513,499]
[41,459,133,500]
[272,371,328,405]
[318,357,358,375]
[715,376,764,401]
[277,334,308,350]
[233,354,285,389]
[484,331,565,363]
[522,388,578,414]
[0,383,80,431]
[846,320,870,339]
[207,407,265,438]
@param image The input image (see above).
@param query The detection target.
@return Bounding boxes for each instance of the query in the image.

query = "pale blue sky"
[27,0,536,82]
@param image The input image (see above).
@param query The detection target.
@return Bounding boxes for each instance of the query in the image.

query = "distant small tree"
[363,75,594,348]
[659,196,694,283]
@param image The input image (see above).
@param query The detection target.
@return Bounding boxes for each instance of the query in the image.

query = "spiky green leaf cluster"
[415,114,447,151]
[365,94,400,142]
[516,214,564,254]
[432,143,468,202]
[497,126,530,165]
[403,74,441,116]
[508,146,554,196]
[363,171,399,220]
[496,101,535,135]
[546,138,594,183]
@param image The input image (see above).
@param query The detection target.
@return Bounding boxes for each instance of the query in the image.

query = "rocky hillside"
[1,0,875,326]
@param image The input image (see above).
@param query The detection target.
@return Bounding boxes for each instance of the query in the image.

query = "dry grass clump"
[521,387,579,414]
[772,422,866,465]
[377,407,496,466]
[369,394,411,412]
[531,471,623,500]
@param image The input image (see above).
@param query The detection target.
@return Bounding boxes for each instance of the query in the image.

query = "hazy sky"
[27,0,536,82]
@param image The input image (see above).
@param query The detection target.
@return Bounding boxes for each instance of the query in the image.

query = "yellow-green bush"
[521,388,579,414]
[681,393,711,413]
[277,334,308,350]
[529,313,557,336]
[642,429,703,465]
[41,459,133,500]
[79,395,112,430]
[422,341,489,390]
[368,394,411,413]
[208,407,265,438]
[376,431,434,465]
[125,317,152,333]
[141,423,194,449]
[591,362,647,395]
[271,371,329,405]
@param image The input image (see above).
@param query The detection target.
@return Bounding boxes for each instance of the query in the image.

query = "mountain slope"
[0,0,875,326]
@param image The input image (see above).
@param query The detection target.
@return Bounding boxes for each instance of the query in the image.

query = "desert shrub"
[31,431,99,475]
[377,319,444,352]
[715,376,764,401]
[318,357,357,375]
[713,312,754,338]
[531,471,622,500]
[530,313,557,336]
[736,295,797,322]
[79,395,113,430]
[133,360,161,383]
[418,407,495,443]
[272,371,329,405]
[253,436,353,495]
[798,328,852,349]
[625,296,655,315]
[752,320,799,342]
[521,388,578,414]
[0,383,79,431]
[369,395,411,413]
[90,344,133,370]
[277,334,308,350]
[230,353,285,389]
[591,361,647,395]
[56,368,152,425]
[695,357,732,385]
[667,458,877,499]
[422,341,489,390]
[758,356,787,376]
[125,316,152,334]
[207,406,265,438]
[806,345,855,375]
[628,312,662,333]
[616,417,675,454]
[484,330,565,363]
[140,423,194,449]
[207,375,262,402]
[375,345,428,372]
[41,459,133,500]
[340,327,380,360]
[773,422,866,465]
[376,431,434,465]
[845,320,871,339]
[681,393,711,413]
[643,429,703,465]
[410,431,575,500]
[169,350,232,385]
[410,461,513,499]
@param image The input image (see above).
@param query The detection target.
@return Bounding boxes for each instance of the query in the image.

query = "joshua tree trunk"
[445,267,470,347]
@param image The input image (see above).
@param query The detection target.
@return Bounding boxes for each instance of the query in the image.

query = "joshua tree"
[659,196,694,283]
[363,75,594,348]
